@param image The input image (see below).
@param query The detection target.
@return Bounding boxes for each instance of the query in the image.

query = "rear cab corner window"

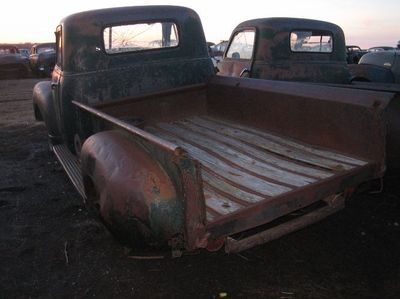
[290,30,333,53]
[226,30,255,60]
[103,21,179,54]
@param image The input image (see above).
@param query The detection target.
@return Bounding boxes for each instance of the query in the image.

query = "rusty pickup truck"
[33,6,397,254]
[217,18,350,83]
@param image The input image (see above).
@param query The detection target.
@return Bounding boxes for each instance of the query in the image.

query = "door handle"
[51,82,59,90]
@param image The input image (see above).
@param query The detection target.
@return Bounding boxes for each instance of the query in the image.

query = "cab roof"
[232,17,346,62]
[59,6,208,72]
[236,17,344,34]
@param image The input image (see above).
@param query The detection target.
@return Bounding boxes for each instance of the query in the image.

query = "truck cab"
[38,6,214,151]
[217,18,350,84]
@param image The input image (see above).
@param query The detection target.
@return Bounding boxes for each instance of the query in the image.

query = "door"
[218,29,256,77]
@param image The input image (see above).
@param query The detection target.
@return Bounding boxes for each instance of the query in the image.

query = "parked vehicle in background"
[218,18,351,83]
[210,40,228,57]
[206,41,215,49]
[210,40,228,69]
[349,50,400,83]
[368,46,396,52]
[346,45,367,64]
[0,45,30,79]
[29,43,56,77]
[217,17,400,87]
[18,48,30,58]
[32,6,398,255]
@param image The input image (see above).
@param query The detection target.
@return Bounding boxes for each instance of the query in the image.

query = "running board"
[52,144,86,199]
[225,195,345,253]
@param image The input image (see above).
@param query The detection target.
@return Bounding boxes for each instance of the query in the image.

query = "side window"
[226,30,255,60]
[103,22,179,54]
[290,31,333,53]
[55,26,62,67]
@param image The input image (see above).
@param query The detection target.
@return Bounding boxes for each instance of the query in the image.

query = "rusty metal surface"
[224,195,345,253]
[80,130,184,247]
[50,6,214,151]
[60,6,211,73]
[75,100,206,250]
[218,18,350,84]
[93,84,209,127]
[52,144,85,198]
[31,5,395,253]
[173,154,207,250]
[208,76,391,176]
[76,75,389,250]
[73,100,180,154]
[69,73,393,252]
[319,82,400,170]
[32,81,61,142]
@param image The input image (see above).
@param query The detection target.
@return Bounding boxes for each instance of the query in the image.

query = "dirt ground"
[0,79,399,299]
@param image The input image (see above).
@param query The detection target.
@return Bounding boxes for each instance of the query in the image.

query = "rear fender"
[80,130,183,247]
[32,81,61,142]
[349,64,394,83]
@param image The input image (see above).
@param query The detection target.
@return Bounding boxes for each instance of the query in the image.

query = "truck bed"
[146,115,369,224]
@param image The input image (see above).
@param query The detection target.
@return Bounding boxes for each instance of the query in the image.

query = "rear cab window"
[226,30,255,60]
[103,22,179,54]
[290,31,333,53]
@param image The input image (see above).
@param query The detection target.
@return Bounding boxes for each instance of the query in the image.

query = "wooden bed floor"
[146,116,368,222]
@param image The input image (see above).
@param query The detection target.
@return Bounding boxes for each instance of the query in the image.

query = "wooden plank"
[189,116,355,171]
[159,122,316,187]
[176,119,332,179]
[206,211,216,222]
[203,116,367,166]
[203,188,243,215]
[202,171,265,204]
[148,127,292,197]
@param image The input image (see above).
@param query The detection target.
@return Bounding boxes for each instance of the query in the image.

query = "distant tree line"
[0,42,52,49]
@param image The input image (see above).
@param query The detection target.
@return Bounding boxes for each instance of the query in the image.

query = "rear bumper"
[225,195,344,253]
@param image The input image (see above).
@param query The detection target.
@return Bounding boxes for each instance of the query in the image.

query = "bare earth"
[0,79,399,299]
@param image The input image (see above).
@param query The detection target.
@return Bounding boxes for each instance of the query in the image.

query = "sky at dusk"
[0,0,399,49]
